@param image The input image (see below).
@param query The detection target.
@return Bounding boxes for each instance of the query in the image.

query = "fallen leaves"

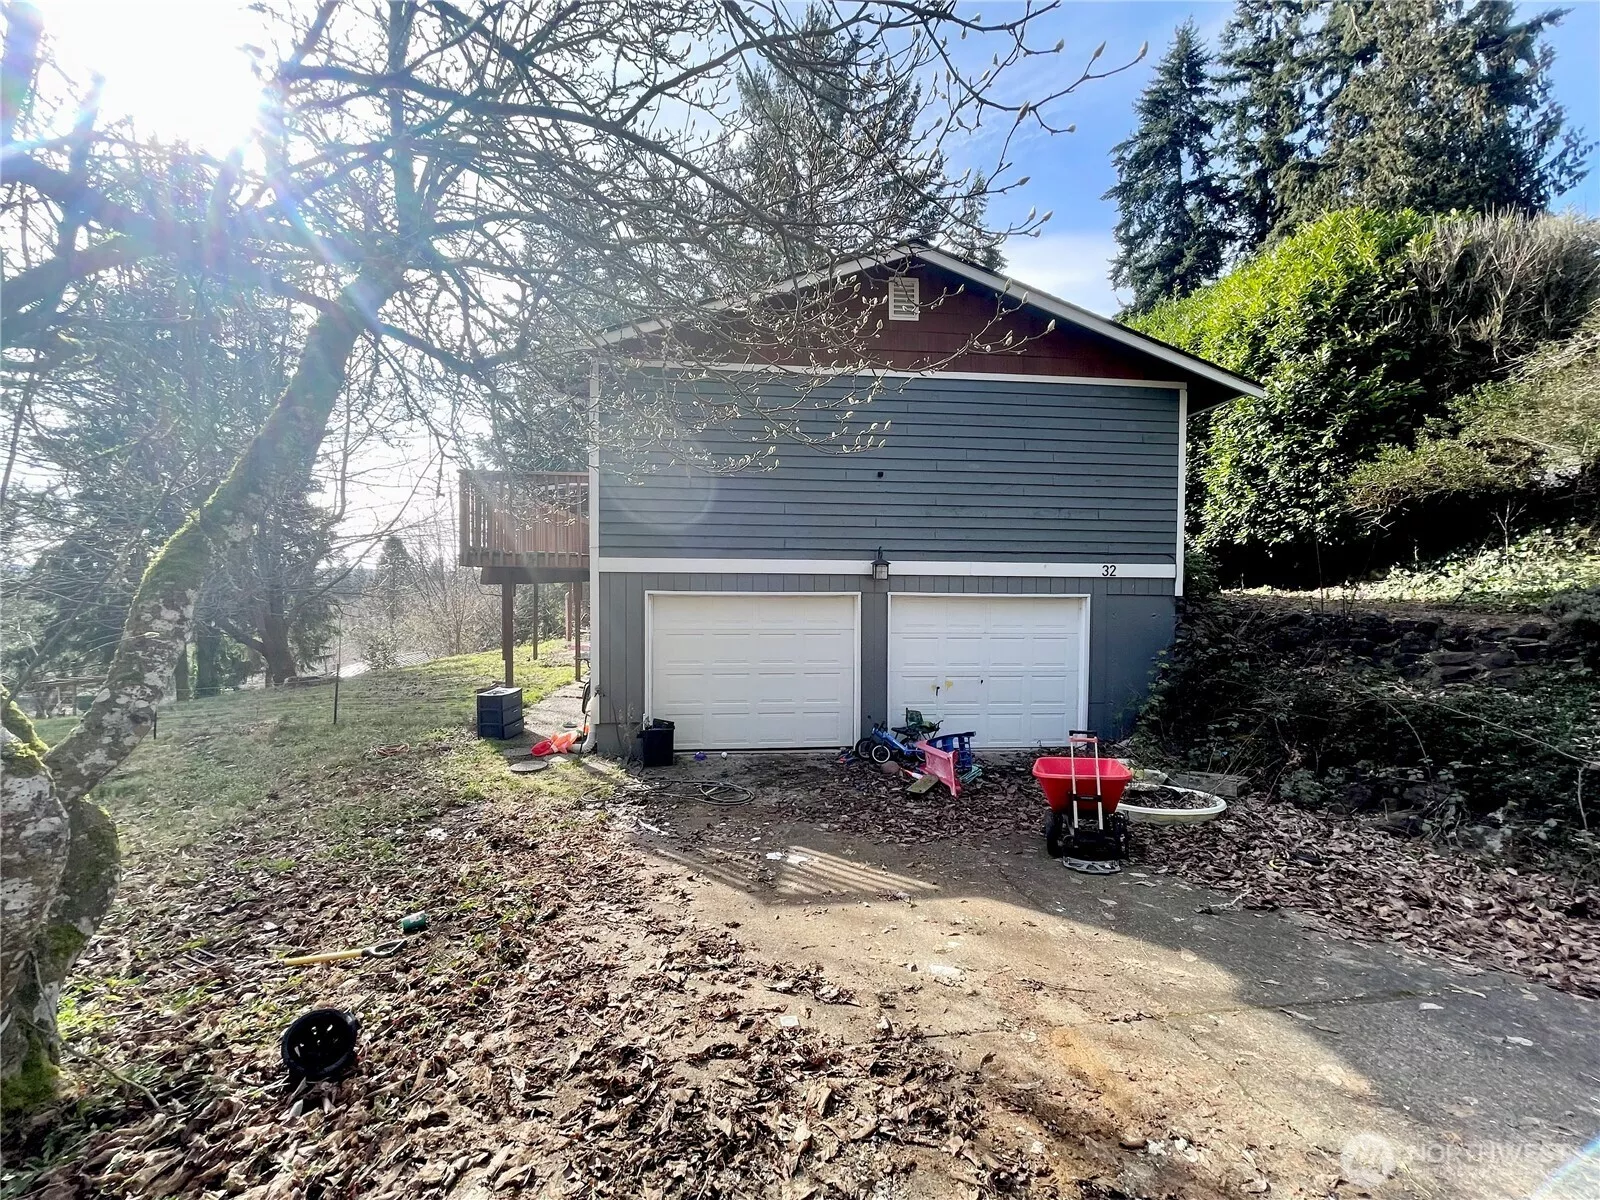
[5,748,1071,1200]
[1138,791,1600,998]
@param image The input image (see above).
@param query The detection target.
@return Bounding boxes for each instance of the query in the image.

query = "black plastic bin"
[476,686,524,739]
[640,719,675,768]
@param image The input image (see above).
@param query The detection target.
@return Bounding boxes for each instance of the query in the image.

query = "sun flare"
[30,0,264,152]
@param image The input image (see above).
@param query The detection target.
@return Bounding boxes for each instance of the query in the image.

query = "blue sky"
[980,1,1600,313]
[31,0,1600,317]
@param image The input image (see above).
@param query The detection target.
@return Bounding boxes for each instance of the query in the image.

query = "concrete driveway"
[619,756,1600,1199]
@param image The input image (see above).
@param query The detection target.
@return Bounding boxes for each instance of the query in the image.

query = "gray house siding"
[593,572,1174,756]
[600,374,1181,563]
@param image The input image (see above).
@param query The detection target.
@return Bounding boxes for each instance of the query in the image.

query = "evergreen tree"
[1104,21,1229,313]
[733,5,1002,270]
[1293,0,1590,221]
[1216,0,1319,251]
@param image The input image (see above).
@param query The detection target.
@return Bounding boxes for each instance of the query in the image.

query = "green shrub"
[1348,305,1600,519]
[1135,209,1600,574]
[1134,600,1600,849]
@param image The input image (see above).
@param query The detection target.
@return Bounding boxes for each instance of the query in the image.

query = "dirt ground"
[617,752,1600,1200]
[6,673,1596,1199]
[2,681,1218,1200]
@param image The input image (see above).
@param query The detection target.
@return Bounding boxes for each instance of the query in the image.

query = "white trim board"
[588,365,602,718]
[1176,384,1188,599]
[598,557,1175,579]
[628,361,1188,391]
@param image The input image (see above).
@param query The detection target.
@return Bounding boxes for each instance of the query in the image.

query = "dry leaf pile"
[5,748,1107,1199]
[661,757,1047,848]
[1133,793,1600,998]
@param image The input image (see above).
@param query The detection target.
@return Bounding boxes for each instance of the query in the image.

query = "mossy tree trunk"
[1,692,68,1088]
[0,269,400,1108]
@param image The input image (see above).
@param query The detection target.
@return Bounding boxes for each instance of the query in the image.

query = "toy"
[853,709,946,765]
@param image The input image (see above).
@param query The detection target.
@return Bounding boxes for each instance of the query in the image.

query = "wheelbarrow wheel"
[869,743,893,765]
[1044,810,1068,858]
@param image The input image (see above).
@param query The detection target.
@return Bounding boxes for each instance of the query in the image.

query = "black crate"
[640,718,675,768]
[476,686,524,740]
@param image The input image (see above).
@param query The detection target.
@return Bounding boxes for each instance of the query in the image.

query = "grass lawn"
[31,642,579,857]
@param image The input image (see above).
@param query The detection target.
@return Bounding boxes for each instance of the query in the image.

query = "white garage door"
[648,592,858,750]
[889,594,1086,748]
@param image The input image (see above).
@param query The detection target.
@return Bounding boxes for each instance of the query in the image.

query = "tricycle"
[854,709,941,765]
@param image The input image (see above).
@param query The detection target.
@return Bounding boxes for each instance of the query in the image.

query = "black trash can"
[640,718,675,768]
[476,686,524,739]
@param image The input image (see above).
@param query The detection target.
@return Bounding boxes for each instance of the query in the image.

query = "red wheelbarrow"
[1032,734,1134,870]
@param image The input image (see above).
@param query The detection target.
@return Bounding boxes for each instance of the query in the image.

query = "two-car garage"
[646,591,1087,750]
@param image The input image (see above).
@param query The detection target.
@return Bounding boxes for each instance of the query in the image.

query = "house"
[461,245,1263,755]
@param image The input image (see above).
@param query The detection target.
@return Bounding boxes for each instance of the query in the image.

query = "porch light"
[871,548,890,581]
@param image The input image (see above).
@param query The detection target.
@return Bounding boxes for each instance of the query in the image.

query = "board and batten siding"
[593,573,1174,756]
[598,374,1181,563]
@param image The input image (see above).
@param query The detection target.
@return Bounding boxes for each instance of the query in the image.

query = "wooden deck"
[458,469,589,686]
[458,469,589,582]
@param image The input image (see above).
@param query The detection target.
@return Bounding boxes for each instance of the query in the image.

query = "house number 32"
[1100,564,1117,577]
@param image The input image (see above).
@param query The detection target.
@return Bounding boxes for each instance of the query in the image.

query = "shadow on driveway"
[620,752,1600,1200]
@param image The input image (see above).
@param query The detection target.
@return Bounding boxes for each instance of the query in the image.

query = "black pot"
[281,1008,360,1082]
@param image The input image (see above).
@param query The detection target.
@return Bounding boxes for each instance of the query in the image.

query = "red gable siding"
[848,260,1162,379]
[644,259,1181,383]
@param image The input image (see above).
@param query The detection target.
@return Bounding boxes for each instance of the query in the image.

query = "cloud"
[999,230,1127,317]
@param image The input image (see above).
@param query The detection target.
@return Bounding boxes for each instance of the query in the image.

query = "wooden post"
[332,624,343,724]
[501,583,515,685]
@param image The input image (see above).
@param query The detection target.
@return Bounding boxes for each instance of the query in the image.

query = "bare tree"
[0,0,1137,1100]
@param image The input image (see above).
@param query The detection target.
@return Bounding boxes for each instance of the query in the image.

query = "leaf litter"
[627,753,1600,1000]
[3,743,1168,1199]
[1134,789,1600,998]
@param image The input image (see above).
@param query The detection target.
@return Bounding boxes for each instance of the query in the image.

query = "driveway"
[617,754,1600,1199]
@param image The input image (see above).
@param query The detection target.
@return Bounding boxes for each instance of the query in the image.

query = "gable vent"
[887,276,920,321]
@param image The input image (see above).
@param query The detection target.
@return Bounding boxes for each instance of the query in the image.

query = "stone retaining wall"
[1237,606,1589,687]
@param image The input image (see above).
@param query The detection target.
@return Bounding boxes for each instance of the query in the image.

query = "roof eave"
[594,243,1266,404]
[910,247,1265,402]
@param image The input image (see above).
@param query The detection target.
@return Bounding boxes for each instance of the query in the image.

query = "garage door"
[648,592,858,750]
[888,595,1085,748]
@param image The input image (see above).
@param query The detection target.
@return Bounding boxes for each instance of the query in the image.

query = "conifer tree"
[1296,0,1590,221]
[733,5,1002,270]
[1104,21,1229,312]
[1217,0,1319,251]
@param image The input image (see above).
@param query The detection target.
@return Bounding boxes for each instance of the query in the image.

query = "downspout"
[1175,384,1188,600]
[580,360,601,754]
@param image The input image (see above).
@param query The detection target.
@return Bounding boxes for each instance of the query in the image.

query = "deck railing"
[458,469,589,569]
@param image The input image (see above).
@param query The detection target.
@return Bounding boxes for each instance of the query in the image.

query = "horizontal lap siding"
[593,573,1173,755]
[600,376,1180,562]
